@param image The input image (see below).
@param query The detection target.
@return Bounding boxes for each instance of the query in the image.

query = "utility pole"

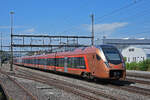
[10,11,14,71]
[91,14,94,46]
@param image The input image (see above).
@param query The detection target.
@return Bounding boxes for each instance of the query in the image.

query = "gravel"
[15,65,150,100]
[1,64,150,100]
[15,77,85,100]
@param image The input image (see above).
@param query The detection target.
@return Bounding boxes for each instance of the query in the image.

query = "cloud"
[23,28,35,33]
[0,25,26,29]
[83,22,128,33]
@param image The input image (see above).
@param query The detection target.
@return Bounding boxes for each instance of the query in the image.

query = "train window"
[55,58,59,66]
[29,59,31,64]
[74,57,79,68]
[67,58,72,68]
[41,59,44,65]
[38,59,42,65]
[58,58,64,67]
[67,57,77,68]
[41,59,47,65]
[42,59,46,65]
[30,59,33,64]
[47,58,50,66]
[71,57,75,68]
[79,57,86,69]
[34,59,38,64]
[40,59,43,65]
[23,59,25,63]
[25,59,27,63]
[47,58,55,66]
[26,59,29,64]
[33,59,36,64]
[24,59,26,63]
[102,47,122,65]
[71,57,86,69]
[96,54,101,60]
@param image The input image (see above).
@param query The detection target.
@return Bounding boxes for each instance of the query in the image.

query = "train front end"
[96,45,126,80]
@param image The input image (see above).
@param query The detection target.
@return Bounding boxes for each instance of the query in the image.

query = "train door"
[92,54,97,73]
[44,58,47,70]
[64,57,68,72]
[54,53,57,71]
[92,54,102,75]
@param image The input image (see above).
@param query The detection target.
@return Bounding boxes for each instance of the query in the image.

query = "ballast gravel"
[1,64,150,100]
[14,65,150,100]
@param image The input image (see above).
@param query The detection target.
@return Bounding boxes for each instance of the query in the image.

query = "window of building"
[147,54,150,59]
[132,57,136,62]
[129,48,134,52]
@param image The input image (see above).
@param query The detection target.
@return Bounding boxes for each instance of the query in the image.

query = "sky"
[0,0,150,46]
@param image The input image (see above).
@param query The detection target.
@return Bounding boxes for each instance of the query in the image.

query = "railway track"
[14,68,123,100]
[108,80,150,97]
[0,69,37,100]
[5,66,150,100]
[127,73,150,80]
[15,68,150,99]
[126,78,150,85]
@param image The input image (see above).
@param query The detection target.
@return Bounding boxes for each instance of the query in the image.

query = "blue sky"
[0,0,150,46]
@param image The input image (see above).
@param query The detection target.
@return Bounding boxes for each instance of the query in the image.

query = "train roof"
[14,45,116,59]
[95,45,116,48]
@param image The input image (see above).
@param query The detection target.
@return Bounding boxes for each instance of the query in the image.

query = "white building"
[122,46,150,63]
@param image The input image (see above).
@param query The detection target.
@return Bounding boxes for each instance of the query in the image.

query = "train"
[13,45,126,80]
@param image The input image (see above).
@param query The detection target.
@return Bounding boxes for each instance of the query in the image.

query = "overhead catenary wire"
[115,6,150,36]
[95,0,144,23]
[62,0,144,36]
[117,7,150,22]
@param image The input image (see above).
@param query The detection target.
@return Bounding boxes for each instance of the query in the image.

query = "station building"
[95,37,150,63]
[121,46,150,63]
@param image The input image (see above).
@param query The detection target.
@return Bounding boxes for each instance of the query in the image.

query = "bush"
[123,57,127,62]
[126,59,150,71]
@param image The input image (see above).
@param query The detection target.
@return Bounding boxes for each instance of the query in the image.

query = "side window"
[47,58,55,66]
[58,58,64,67]
[79,57,86,69]
[67,57,86,69]
[96,54,101,60]
[67,57,73,68]
[38,59,40,65]
[67,58,70,67]
[74,57,86,69]
[43,59,46,65]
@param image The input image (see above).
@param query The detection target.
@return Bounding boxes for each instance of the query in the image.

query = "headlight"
[105,62,110,68]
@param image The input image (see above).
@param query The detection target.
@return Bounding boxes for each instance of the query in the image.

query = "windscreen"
[102,47,122,64]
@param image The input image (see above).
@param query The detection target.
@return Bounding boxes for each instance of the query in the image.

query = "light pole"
[10,11,14,71]
[90,14,94,46]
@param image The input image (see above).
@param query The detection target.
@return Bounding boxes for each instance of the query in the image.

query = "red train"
[14,45,126,80]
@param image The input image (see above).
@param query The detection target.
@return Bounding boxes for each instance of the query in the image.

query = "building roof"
[103,39,150,45]
[122,46,150,55]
